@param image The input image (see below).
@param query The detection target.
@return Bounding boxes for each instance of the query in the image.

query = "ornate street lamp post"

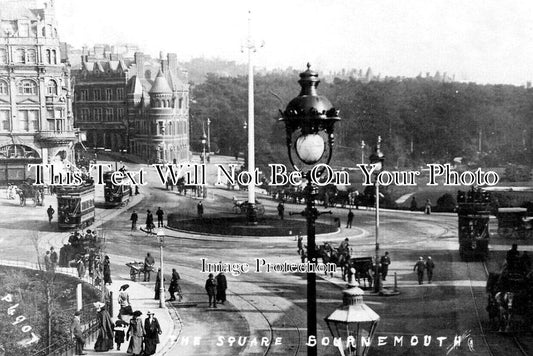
[279,64,340,356]
[200,132,207,198]
[369,137,384,293]
[325,279,380,356]
[156,229,165,309]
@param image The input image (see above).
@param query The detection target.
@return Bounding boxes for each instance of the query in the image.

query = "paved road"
[2,155,532,356]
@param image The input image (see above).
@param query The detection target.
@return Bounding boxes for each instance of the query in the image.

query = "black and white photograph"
[1,0,533,355]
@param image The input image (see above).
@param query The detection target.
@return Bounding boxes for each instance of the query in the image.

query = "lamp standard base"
[245,203,258,225]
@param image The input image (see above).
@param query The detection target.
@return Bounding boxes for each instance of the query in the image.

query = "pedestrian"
[424,199,431,214]
[410,196,417,211]
[413,257,426,285]
[301,245,307,263]
[44,251,51,271]
[134,186,139,195]
[154,268,163,300]
[216,271,227,305]
[126,311,144,356]
[130,210,138,231]
[113,319,128,351]
[380,252,391,281]
[70,311,86,355]
[145,210,155,233]
[297,233,304,256]
[346,208,354,228]
[197,201,204,218]
[103,255,112,285]
[47,205,55,224]
[339,238,350,257]
[144,253,155,282]
[50,247,58,272]
[156,207,164,227]
[93,302,114,352]
[277,202,285,220]
[168,268,181,302]
[117,284,132,318]
[426,256,435,283]
[205,273,217,308]
[143,311,162,355]
[76,256,86,279]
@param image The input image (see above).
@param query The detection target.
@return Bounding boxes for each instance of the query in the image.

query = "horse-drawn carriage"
[232,199,265,216]
[497,207,533,239]
[486,269,533,333]
[317,243,374,288]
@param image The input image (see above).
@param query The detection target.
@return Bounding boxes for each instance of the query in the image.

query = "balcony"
[35,130,77,144]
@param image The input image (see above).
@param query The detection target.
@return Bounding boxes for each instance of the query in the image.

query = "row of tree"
[190,72,533,173]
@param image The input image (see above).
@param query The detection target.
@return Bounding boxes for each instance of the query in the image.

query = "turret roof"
[149,70,172,94]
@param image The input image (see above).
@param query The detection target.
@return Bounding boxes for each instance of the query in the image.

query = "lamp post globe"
[279,63,340,356]
[156,229,165,309]
[325,281,380,356]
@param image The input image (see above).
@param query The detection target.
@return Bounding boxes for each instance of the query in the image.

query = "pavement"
[0,187,178,356]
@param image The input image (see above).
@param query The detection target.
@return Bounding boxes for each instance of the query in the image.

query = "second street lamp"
[279,63,340,356]
[200,133,207,198]
[369,136,384,293]
[156,229,165,309]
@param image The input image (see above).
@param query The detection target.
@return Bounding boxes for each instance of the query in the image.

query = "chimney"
[168,53,178,76]
[134,52,144,77]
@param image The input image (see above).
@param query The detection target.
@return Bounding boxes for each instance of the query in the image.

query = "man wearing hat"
[144,311,162,355]
[205,273,217,308]
[70,311,86,355]
[413,257,426,285]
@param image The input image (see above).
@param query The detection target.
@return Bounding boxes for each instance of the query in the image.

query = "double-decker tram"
[56,182,95,229]
[103,171,131,207]
[457,188,491,261]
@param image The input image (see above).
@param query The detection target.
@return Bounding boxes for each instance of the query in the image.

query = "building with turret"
[72,47,189,163]
[0,0,76,184]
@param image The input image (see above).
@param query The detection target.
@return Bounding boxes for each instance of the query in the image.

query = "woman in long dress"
[127,310,145,356]
[93,302,114,352]
[144,311,162,355]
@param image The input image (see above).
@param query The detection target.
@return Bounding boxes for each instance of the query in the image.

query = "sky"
[49,0,533,85]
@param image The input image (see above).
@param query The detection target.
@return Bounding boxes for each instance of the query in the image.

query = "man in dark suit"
[70,311,86,355]
[156,207,164,228]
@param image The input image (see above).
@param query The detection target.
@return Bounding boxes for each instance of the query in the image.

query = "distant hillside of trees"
[181,58,247,85]
[190,71,533,173]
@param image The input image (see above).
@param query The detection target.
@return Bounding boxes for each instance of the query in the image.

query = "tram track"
[178,270,303,356]
[465,260,529,356]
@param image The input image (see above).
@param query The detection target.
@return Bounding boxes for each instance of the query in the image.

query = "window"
[105,88,113,101]
[117,108,124,120]
[47,80,58,95]
[79,89,88,101]
[0,49,7,64]
[51,50,57,64]
[45,49,51,64]
[93,89,101,101]
[0,111,10,131]
[94,108,102,121]
[105,108,113,121]
[15,49,25,63]
[19,110,36,130]
[26,49,36,63]
[0,81,8,95]
[179,98,183,109]
[116,88,124,100]
[158,122,164,135]
[79,108,89,121]
[18,80,37,95]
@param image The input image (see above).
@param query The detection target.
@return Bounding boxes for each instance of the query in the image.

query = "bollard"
[394,272,398,292]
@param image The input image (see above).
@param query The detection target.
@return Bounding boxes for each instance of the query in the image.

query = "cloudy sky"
[52,0,533,85]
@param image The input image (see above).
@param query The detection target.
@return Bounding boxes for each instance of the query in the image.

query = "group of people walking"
[205,272,227,308]
[413,256,435,284]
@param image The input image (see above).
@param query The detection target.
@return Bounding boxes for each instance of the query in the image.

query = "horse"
[317,245,348,278]
[495,291,514,332]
